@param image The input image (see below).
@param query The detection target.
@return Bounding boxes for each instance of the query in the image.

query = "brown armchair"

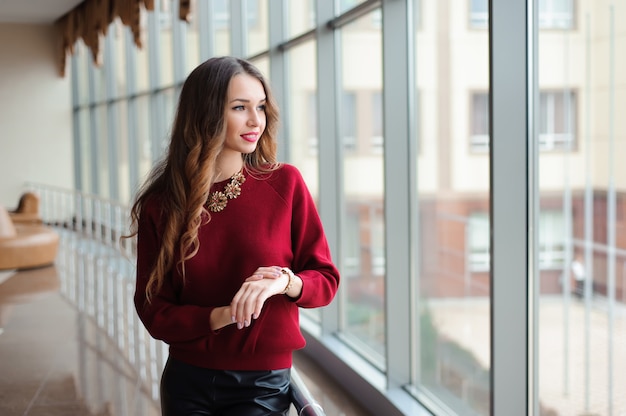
[0,204,59,270]
[9,192,42,224]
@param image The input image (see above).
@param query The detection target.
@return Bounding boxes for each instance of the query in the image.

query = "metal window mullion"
[104,33,120,201]
[125,29,140,197]
[606,6,616,413]
[172,0,188,83]
[268,0,287,160]
[198,0,214,61]
[71,53,83,192]
[490,1,532,415]
[230,0,245,57]
[148,2,166,162]
[381,0,414,388]
[87,63,99,194]
[316,0,341,334]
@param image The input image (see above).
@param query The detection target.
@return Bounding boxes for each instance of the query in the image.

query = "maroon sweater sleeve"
[134,200,217,344]
[282,165,340,308]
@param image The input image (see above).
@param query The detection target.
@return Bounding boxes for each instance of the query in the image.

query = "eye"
[232,105,245,111]
[257,104,266,111]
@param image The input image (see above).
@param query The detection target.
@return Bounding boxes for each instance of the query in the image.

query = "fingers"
[231,268,289,329]
[245,266,282,281]
[230,281,267,329]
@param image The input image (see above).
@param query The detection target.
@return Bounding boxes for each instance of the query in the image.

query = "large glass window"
[414,1,491,414]
[537,2,626,415]
[286,41,320,324]
[339,9,386,363]
[66,1,626,415]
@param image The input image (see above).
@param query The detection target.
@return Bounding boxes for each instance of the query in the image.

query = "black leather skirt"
[160,356,291,416]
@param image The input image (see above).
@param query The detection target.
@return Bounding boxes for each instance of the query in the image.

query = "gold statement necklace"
[207,169,246,212]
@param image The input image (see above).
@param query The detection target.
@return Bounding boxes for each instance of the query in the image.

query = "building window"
[539,210,566,269]
[469,0,488,29]
[371,91,383,154]
[214,0,259,29]
[539,90,577,151]
[342,92,357,151]
[470,0,574,29]
[470,92,489,153]
[539,0,574,29]
[469,89,577,152]
[308,92,318,155]
[469,210,566,272]
[469,212,490,272]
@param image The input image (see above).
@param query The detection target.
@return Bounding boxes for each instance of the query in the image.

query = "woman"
[127,56,340,415]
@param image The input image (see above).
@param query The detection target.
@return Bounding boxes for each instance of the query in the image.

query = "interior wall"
[0,23,73,208]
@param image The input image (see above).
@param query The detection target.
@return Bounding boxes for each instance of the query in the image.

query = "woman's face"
[222,73,267,157]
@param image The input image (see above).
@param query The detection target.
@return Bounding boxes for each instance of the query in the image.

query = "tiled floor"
[0,251,371,415]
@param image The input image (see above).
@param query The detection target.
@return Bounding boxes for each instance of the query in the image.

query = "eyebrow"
[229,97,267,104]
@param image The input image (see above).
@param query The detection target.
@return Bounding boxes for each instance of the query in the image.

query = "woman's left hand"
[230,266,289,329]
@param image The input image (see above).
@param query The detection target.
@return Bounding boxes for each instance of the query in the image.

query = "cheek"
[225,115,241,135]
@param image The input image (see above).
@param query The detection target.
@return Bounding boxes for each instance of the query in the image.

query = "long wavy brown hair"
[126,56,280,302]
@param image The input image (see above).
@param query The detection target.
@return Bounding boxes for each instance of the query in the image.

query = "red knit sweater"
[134,164,340,371]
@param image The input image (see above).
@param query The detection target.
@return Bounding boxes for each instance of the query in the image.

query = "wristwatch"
[280,267,295,295]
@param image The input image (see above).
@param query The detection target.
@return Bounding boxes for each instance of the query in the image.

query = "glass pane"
[137,7,150,92]
[185,0,201,75]
[74,42,90,105]
[214,0,231,56]
[539,0,574,29]
[77,108,91,194]
[136,95,153,184]
[247,58,268,89]
[96,105,110,198]
[537,2,626,416]
[286,40,320,323]
[338,0,366,15]
[92,55,106,102]
[413,0,491,413]
[469,0,488,29]
[116,100,131,203]
[287,0,315,38]
[340,10,386,363]
[158,0,174,86]
[246,0,267,57]
[112,20,127,97]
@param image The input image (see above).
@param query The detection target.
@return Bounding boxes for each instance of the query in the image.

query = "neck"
[215,155,244,181]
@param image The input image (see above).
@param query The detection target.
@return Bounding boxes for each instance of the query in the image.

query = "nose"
[247,109,261,127]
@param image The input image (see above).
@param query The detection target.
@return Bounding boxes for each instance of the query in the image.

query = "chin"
[241,143,259,154]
